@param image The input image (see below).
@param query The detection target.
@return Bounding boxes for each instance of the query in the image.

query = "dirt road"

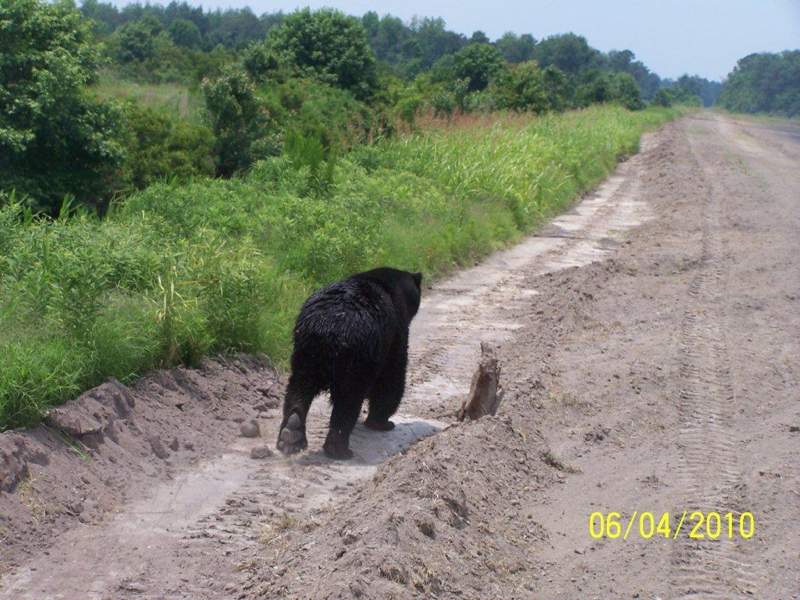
[1,113,798,599]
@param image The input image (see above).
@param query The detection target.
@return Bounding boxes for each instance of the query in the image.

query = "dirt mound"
[243,408,554,600]
[0,355,282,570]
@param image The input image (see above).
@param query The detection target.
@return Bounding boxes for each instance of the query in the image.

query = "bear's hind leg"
[323,379,368,460]
[277,374,318,455]
[365,360,406,432]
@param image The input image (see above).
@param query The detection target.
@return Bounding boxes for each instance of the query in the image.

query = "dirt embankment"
[0,357,282,569]
[1,114,798,599]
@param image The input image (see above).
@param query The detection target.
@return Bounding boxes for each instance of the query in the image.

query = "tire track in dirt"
[725,117,800,162]
[670,122,756,599]
[406,148,651,419]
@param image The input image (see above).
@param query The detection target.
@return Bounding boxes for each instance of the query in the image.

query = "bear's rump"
[290,280,398,389]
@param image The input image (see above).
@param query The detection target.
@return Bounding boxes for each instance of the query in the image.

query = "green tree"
[202,69,278,177]
[607,49,661,100]
[452,43,506,91]
[495,32,536,64]
[109,16,161,63]
[542,65,572,111]
[491,61,548,112]
[411,17,466,69]
[362,13,410,65]
[612,72,644,110]
[534,33,603,75]
[429,54,458,83]
[578,70,645,110]
[0,0,123,213]
[361,10,379,41]
[168,18,203,49]
[578,71,615,105]
[469,30,490,45]
[652,86,702,108]
[242,41,285,82]
[268,8,377,98]
[80,0,123,35]
[205,7,268,49]
[669,75,722,107]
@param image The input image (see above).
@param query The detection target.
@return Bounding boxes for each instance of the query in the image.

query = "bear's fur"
[276,267,422,459]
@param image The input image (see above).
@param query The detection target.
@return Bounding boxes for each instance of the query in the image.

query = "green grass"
[0,104,680,430]
[91,76,203,121]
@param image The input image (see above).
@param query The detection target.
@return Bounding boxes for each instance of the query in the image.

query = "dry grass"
[92,77,201,121]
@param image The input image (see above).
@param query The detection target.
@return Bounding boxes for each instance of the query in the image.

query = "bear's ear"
[413,272,423,287]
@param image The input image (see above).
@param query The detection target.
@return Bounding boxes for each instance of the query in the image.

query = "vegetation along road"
[0,112,797,598]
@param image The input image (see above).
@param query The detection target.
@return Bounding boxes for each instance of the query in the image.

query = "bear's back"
[293,278,398,355]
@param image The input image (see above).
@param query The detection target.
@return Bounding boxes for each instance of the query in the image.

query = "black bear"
[276,267,423,460]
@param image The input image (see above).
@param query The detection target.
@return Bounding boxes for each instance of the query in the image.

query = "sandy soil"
[0,114,797,599]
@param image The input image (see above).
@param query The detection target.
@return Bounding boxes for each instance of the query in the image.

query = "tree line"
[78,0,720,102]
[1,0,720,215]
[719,51,800,118]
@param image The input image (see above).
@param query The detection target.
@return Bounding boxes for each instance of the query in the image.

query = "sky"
[136,0,800,81]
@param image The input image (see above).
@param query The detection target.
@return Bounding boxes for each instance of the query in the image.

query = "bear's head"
[353,267,423,320]
[384,268,422,319]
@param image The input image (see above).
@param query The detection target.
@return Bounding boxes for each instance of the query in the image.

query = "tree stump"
[457,343,503,421]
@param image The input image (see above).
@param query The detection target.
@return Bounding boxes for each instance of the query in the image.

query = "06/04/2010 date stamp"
[589,511,755,541]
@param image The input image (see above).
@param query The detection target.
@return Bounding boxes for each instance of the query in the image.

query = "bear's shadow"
[303,417,443,467]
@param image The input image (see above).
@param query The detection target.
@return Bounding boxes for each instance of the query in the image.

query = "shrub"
[578,71,616,105]
[395,93,426,127]
[119,103,215,190]
[453,78,472,111]
[542,65,573,111]
[202,69,279,176]
[243,42,286,82]
[652,88,674,107]
[612,72,644,110]
[168,122,217,178]
[491,61,549,113]
[194,45,236,82]
[431,90,456,118]
[653,86,702,108]
[452,43,506,92]
[263,78,373,150]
